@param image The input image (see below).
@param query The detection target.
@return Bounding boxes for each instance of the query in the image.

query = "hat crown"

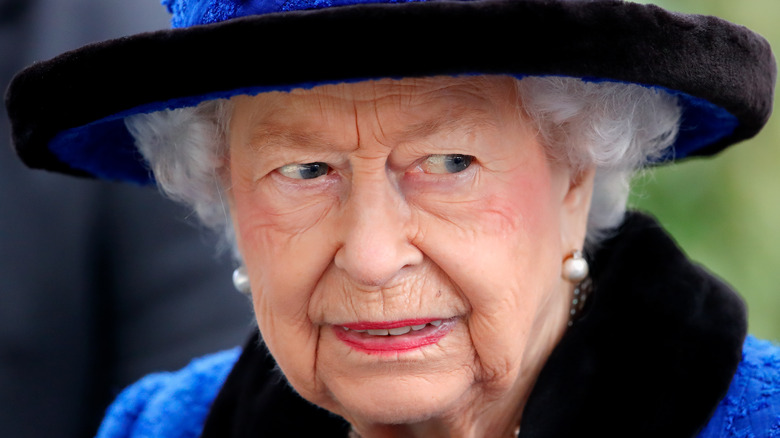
[162,0,428,28]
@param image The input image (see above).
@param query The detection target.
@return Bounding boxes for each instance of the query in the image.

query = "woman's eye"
[420,154,474,174]
[277,162,330,180]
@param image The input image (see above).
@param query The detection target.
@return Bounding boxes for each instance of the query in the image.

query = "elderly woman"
[6,0,780,437]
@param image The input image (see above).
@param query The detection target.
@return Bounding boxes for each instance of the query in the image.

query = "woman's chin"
[305,320,480,425]
[326,374,474,426]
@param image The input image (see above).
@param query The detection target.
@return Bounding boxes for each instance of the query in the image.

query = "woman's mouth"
[333,318,454,354]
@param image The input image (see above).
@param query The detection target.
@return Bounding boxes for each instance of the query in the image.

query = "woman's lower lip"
[333,319,455,354]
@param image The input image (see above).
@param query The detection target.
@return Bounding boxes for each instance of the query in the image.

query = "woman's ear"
[560,165,596,250]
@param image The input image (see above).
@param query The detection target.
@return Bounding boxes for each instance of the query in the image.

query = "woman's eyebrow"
[245,127,339,152]
[396,110,496,143]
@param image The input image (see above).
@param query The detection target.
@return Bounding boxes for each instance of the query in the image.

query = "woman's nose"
[333,171,423,288]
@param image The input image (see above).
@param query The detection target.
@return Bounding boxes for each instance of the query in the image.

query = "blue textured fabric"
[697,336,780,438]
[94,337,780,437]
[161,0,429,28]
[95,347,240,438]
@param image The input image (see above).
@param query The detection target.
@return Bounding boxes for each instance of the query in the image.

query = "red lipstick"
[334,318,455,355]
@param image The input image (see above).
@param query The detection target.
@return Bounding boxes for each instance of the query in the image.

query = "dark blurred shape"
[0,1,254,436]
[0,0,26,24]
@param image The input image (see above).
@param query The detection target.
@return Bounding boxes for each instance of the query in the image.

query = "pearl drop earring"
[562,250,592,326]
[562,250,589,282]
[232,266,251,295]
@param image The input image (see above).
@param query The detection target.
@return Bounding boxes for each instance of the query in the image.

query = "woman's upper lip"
[339,318,446,331]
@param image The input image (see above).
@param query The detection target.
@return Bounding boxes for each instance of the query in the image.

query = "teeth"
[342,320,446,336]
[366,329,389,336]
[388,326,412,335]
[341,326,366,333]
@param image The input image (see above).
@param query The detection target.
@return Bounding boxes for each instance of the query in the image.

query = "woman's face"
[227,76,594,433]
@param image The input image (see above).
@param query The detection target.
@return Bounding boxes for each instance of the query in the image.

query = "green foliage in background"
[631,0,780,341]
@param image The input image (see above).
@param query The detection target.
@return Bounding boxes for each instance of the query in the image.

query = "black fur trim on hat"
[5,0,776,182]
[199,212,747,437]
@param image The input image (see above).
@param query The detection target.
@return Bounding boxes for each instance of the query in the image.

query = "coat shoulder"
[95,347,241,438]
[697,336,780,438]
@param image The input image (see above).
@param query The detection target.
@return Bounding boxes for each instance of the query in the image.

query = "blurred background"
[0,1,253,437]
[633,0,780,342]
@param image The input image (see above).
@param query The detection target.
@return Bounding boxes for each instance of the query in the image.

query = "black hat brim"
[5,0,776,183]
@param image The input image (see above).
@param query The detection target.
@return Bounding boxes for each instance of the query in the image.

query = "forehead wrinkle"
[388,80,506,142]
[393,106,498,145]
[236,76,511,152]
[245,125,339,153]
[232,91,341,153]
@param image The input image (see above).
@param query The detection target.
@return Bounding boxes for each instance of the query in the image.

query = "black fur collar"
[201,212,747,438]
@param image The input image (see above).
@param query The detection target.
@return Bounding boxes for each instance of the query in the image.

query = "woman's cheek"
[234,186,340,311]
[237,173,340,232]
[411,168,560,377]
[233,191,340,409]
[231,173,342,327]
[401,162,543,241]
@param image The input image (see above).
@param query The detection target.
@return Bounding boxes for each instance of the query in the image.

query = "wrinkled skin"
[226,76,595,438]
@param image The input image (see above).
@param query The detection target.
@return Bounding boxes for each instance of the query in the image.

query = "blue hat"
[5,0,776,184]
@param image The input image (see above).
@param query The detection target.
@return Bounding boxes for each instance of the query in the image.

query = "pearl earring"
[232,266,251,295]
[562,250,592,326]
[562,250,589,282]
